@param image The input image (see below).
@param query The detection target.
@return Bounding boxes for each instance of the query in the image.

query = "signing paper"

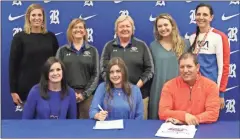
[155,122,197,138]
[93,119,124,129]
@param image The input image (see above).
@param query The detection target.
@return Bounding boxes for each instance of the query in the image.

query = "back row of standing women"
[9,3,230,119]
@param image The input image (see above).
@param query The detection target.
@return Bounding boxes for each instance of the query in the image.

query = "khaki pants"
[77,95,93,119]
[143,97,149,120]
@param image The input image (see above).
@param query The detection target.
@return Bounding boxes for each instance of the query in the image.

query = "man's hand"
[166,118,183,125]
[185,113,199,125]
[220,97,225,110]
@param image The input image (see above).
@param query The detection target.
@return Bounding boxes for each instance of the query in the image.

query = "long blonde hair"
[66,18,88,44]
[154,13,185,57]
[24,4,47,34]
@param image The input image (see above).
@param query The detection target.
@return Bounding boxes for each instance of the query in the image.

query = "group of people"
[9,3,230,125]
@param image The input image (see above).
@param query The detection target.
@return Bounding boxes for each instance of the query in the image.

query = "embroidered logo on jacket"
[83,51,91,57]
[130,47,138,52]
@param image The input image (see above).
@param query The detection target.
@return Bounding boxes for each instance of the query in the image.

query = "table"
[1,119,239,138]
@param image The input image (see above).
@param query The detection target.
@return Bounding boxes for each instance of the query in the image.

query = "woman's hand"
[95,111,108,121]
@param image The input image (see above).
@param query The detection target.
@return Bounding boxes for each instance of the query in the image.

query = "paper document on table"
[93,119,124,129]
[155,122,197,138]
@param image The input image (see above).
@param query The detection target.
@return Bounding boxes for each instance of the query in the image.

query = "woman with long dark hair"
[188,3,230,109]
[89,57,144,120]
[22,57,76,119]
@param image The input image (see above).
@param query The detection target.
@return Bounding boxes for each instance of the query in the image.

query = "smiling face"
[48,62,63,83]
[195,6,213,29]
[179,57,199,84]
[109,65,123,88]
[72,22,86,40]
[156,18,173,38]
[29,9,44,28]
[116,19,133,40]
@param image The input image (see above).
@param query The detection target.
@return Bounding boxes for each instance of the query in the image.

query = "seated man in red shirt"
[159,52,220,125]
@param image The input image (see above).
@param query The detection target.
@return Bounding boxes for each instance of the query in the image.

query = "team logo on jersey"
[197,40,209,50]
[228,27,238,42]
[87,28,94,43]
[189,9,196,24]
[155,1,165,6]
[84,1,93,6]
[12,0,22,6]
[50,10,60,24]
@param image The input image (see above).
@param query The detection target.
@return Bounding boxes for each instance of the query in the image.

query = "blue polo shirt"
[71,43,86,55]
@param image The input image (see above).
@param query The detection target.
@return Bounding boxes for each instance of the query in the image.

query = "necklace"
[193,27,211,55]
[114,89,122,96]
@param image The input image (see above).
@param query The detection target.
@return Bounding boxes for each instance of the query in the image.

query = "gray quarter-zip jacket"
[100,37,154,98]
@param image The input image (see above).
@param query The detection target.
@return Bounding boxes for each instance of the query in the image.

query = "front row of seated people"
[23,52,220,125]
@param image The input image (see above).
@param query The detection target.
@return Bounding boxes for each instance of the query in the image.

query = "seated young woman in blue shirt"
[22,57,77,119]
[89,57,144,121]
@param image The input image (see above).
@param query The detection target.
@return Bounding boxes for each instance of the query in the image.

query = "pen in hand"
[98,104,104,111]
[97,104,108,121]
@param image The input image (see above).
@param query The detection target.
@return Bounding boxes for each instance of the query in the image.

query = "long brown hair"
[105,57,133,111]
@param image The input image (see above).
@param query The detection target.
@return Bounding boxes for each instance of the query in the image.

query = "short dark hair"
[178,52,198,65]
[39,57,69,100]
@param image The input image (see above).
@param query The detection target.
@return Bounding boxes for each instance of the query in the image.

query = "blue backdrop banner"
[1,1,239,120]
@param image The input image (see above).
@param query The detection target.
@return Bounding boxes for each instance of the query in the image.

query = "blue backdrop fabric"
[1,1,239,120]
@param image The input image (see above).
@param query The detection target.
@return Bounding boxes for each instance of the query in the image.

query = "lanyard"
[193,28,211,55]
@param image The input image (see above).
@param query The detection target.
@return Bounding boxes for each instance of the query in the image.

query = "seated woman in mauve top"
[22,57,77,119]
[89,57,144,121]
